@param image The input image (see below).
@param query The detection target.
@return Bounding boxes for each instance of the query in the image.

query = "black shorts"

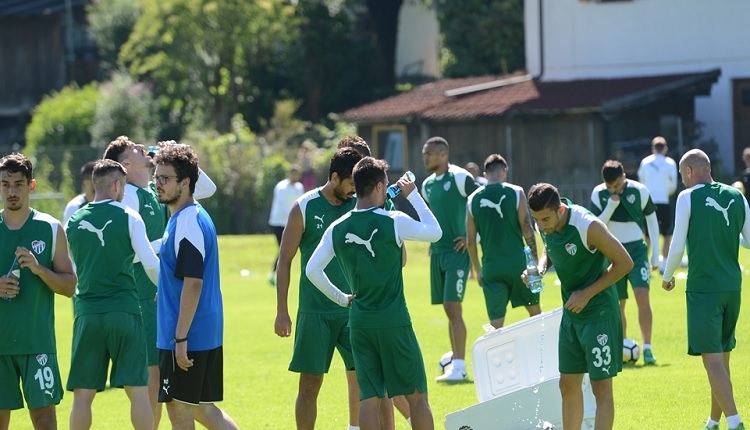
[270,225,284,246]
[647,203,674,236]
[158,347,224,405]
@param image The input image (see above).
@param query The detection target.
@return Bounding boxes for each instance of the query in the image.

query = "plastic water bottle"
[386,171,416,199]
[3,256,20,302]
[524,246,544,294]
[147,145,160,157]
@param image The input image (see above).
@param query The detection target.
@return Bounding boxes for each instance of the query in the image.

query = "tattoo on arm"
[522,214,538,257]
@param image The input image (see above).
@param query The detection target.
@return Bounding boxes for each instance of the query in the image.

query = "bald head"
[679,149,712,188]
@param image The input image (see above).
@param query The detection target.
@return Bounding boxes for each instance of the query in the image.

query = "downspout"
[533,0,544,80]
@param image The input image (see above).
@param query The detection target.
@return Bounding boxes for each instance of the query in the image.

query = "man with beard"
[102,136,216,428]
[420,137,480,382]
[276,147,390,430]
[0,153,77,430]
[152,144,238,429]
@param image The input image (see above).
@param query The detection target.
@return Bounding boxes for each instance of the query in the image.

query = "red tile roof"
[337,70,720,122]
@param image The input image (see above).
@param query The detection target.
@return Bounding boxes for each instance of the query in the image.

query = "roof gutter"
[533,0,545,80]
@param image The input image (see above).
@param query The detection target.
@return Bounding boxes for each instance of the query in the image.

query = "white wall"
[525,0,750,172]
[395,0,439,79]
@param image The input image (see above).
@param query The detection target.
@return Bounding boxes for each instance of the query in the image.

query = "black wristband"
[174,337,188,344]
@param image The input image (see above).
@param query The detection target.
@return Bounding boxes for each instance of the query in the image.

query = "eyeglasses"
[153,175,179,185]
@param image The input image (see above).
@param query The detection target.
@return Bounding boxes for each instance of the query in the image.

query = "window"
[374,126,407,171]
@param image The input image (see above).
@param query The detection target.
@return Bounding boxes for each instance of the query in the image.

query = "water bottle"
[147,145,160,157]
[386,171,416,199]
[3,256,20,302]
[524,246,544,294]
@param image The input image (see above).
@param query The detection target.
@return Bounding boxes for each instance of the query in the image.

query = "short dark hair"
[652,136,667,152]
[424,136,449,152]
[328,147,363,181]
[80,161,96,182]
[484,154,508,173]
[337,135,371,157]
[103,135,136,162]
[0,153,33,183]
[353,157,388,197]
[528,183,561,212]
[153,143,200,195]
[601,160,624,183]
[92,159,126,191]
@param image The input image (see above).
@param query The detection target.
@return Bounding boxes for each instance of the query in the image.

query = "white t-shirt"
[268,179,305,227]
[637,153,678,204]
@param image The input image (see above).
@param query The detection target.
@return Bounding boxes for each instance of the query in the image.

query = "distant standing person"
[299,140,317,191]
[152,145,238,429]
[464,162,488,186]
[591,160,661,364]
[268,164,304,286]
[466,154,540,329]
[63,161,96,225]
[0,154,77,430]
[662,149,749,430]
[307,156,441,430]
[421,136,480,382]
[637,136,678,273]
[527,183,632,430]
[65,159,159,430]
[738,147,750,202]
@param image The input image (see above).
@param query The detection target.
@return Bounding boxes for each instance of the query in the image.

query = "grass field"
[9,235,750,429]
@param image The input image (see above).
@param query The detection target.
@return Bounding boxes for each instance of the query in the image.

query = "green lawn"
[9,235,750,429]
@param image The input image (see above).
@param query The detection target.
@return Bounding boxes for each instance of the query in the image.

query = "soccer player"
[421,136,479,382]
[0,154,77,430]
[591,160,661,364]
[466,154,540,329]
[662,149,749,430]
[152,144,238,429]
[527,183,632,430]
[103,136,216,428]
[65,159,159,430]
[276,147,379,430]
[63,161,96,225]
[637,136,678,273]
[306,157,441,430]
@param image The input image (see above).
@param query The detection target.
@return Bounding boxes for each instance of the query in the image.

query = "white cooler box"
[444,308,596,430]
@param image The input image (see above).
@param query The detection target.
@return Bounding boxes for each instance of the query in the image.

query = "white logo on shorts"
[36,354,48,366]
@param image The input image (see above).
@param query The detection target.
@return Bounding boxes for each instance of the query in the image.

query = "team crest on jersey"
[31,240,45,254]
[626,194,635,204]
[443,181,451,191]
[596,334,608,347]
[36,354,48,366]
[565,243,577,255]
[457,269,465,279]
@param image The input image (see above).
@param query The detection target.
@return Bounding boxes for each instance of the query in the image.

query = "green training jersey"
[683,183,746,292]
[0,209,59,355]
[421,164,479,254]
[591,180,655,231]
[125,183,167,300]
[540,204,619,322]
[467,182,525,278]
[297,188,356,314]
[331,208,409,328]
[66,200,141,316]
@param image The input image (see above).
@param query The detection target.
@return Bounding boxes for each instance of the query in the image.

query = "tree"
[87,0,140,71]
[435,0,525,77]
[119,0,294,134]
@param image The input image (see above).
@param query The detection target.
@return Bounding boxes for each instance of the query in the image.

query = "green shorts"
[615,241,650,300]
[66,312,149,391]
[558,316,622,381]
[140,298,158,367]
[686,292,741,356]
[430,251,470,304]
[289,312,355,374]
[482,273,540,320]
[350,326,427,400]
[0,353,63,410]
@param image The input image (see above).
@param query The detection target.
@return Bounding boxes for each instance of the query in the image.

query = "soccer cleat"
[729,423,745,430]
[268,271,276,287]
[643,348,657,365]
[702,425,719,430]
[435,364,468,382]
